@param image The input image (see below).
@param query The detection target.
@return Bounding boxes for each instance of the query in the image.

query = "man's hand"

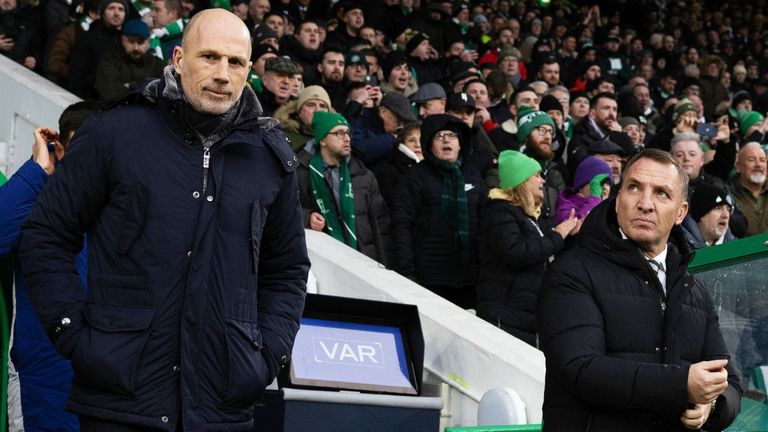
[680,402,713,430]
[32,127,59,175]
[0,35,14,51]
[475,107,491,124]
[687,359,729,404]
[675,116,697,134]
[714,118,730,142]
[309,212,326,231]
[605,119,622,132]
[23,56,36,70]
[369,86,382,106]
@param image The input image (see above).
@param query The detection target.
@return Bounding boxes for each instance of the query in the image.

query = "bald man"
[19,9,309,431]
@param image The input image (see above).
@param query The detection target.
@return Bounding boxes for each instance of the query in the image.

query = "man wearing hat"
[516,106,564,221]
[381,50,418,97]
[738,109,766,143]
[497,44,523,88]
[597,33,631,85]
[246,43,278,92]
[488,86,540,152]
[406,31,441,86]
[649,98,709,152]
[94,18,164,104]
[682,183,736,248]
[252,23,279,50]
[275,85,333,151]
[257,56,299,116]
[296,111,392,265]
[619,116,644,148]
[411,82,446,118]
[349,92,417,168]
[68,0,129,98]
[344,51,368,83]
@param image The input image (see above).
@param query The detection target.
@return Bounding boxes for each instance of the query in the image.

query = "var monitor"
[281,294,424,396]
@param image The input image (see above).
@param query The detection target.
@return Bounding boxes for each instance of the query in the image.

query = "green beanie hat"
[498,150,541,189]
[672,99,697,121]
[737,109,764,134]
[517,106,556,143]
[312,111,350,143]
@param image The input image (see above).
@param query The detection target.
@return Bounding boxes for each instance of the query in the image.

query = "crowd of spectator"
[4,0,768,344]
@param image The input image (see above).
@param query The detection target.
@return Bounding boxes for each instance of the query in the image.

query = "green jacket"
[729,176,768,237]
[94,49,164,104]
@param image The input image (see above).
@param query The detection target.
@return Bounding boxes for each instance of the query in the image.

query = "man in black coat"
[538,149,742,431]
[19,9,309,431]
[67,0,128,98]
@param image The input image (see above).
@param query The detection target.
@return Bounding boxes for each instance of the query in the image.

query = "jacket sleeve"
[390,169,420,279]
[538,256,691,411]
[0,159,48,255]
[350,119,396,166]
[363,172,393,267]
[704,135,738,181]
[67,32,92,98]
[18,117,111,357]
[257,165,309,378]
[46,25,73,80]
[483,201,564,269]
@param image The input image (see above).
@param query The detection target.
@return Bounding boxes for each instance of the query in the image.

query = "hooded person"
[274,85,334,151]
[555,156,612,223]
[295,111,393,265]
[476,150,579,346]
[391,114,487,309]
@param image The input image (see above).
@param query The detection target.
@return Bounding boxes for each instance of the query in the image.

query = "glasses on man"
[533,126,554,136]
[329,129,351,139]
[433,131,459,141]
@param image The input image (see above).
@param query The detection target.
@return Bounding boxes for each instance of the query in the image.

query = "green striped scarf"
[309,152,357,249]
[425,152,469,262]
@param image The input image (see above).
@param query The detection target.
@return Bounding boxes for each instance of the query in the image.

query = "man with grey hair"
[729,142,768,236]
[670,132,735,195]
[539,148,742,431]
[20,9,309,430]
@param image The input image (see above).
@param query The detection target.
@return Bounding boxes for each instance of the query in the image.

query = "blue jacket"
[349,109,397,167]
[19,71,309,431]
[0,158,83,431]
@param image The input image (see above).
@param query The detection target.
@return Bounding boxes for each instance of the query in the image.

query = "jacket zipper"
[202,147,211,193]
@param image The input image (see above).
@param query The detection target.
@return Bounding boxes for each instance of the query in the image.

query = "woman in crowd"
[555,156,612,224]
[391,114,486,309]
[476,150,579,346]
[377,122,423,209]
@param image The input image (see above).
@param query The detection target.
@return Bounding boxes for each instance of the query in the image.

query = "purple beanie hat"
[573,156,612,190]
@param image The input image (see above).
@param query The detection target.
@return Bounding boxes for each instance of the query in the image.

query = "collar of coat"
[141,65,279,143]
[578,197,695,283]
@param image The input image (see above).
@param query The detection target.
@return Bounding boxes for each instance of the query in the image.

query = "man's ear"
[172,46,184,74]
[675,201,689,225]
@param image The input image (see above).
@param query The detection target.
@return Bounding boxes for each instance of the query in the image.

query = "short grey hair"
[670,132,702,154]
[545,85,569,102]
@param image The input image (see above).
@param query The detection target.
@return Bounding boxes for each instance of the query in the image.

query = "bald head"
[173,9,253,114]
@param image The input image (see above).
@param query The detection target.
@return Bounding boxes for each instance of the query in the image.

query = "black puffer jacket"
[537,199,742,432]
[477,194,564,346]
[297,147,393,267]
[390,116,486,294]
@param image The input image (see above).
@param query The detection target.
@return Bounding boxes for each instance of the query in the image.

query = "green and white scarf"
[309,152,357,249]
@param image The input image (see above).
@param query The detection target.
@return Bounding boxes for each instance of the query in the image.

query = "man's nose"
[212,60,230,82]
[637,191,654,211]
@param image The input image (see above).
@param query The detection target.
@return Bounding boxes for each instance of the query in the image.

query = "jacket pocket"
[71,304,154,397]
[222,319,270,408]
[249,200,267,273]
[116,183,148,254]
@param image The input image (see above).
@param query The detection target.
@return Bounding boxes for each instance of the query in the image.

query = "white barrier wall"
[305,230,546,426]
[0,56,80,177]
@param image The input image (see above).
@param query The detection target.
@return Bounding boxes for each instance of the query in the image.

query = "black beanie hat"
[690,184,732,222]
[539,95,563,116]
[382,51,409,79]
[406,32,430,56]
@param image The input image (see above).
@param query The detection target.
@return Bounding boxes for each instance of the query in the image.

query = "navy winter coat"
[19,73,309,431]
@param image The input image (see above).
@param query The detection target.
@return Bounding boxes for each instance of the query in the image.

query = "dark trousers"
[79,416,179,432]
